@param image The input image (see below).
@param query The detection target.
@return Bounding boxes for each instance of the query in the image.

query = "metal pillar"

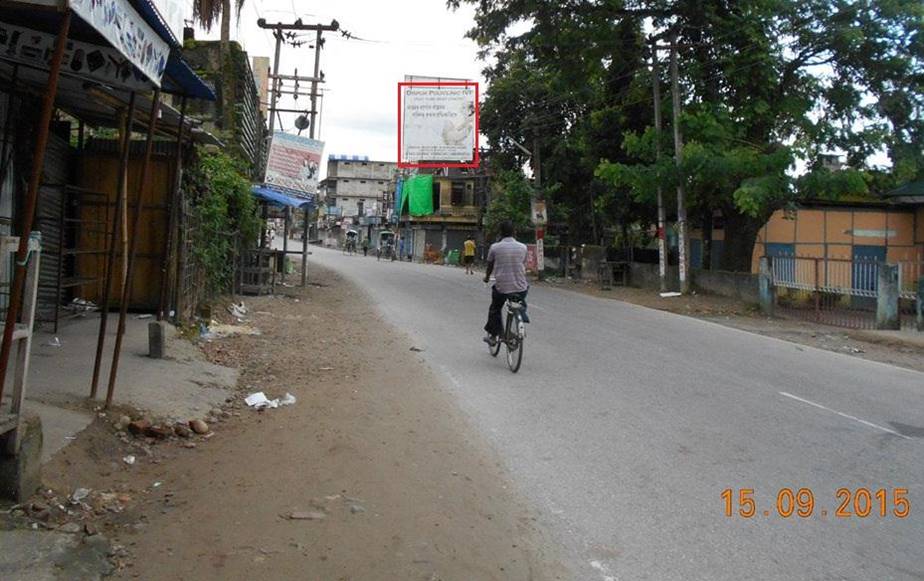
[0,13,70,399]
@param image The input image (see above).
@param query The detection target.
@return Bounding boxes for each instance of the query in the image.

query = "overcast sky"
[188,0,486,166]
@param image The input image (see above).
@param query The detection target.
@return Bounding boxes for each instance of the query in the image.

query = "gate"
[769,255,920,330]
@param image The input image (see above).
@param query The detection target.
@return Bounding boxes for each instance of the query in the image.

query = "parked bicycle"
[487,296,526,373]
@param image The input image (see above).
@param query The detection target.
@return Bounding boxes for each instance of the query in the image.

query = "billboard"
[264,132,325,196]
[398,79,479,168]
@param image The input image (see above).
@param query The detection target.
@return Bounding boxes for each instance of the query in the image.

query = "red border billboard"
[397,81,480,169]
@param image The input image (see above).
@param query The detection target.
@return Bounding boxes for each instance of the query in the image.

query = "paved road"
[307,247,924,580]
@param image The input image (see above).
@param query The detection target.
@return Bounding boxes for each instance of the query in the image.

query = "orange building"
[749,202,924,272]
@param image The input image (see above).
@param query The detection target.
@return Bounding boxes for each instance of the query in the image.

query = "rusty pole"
[0,13,71,401]
[158,96,187,321]
[90,92,136,399]
[105,91,161,408]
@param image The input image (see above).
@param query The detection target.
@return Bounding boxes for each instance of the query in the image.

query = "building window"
[357,200,365,216]
[360,180,366,184]
[451,181,465,206]
[432,181,441,211]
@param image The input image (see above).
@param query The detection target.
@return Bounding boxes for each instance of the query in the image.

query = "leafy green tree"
[184,149,260,295]
[450,0,923,270]
[483,170,533,238]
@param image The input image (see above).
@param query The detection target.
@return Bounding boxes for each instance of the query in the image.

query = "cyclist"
[483,220,529,346]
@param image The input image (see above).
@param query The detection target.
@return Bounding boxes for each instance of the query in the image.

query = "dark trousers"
[484,286,528,337]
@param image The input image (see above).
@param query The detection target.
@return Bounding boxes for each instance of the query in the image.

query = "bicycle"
[488,297,526,373]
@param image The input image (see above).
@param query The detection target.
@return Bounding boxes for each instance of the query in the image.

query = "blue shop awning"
[133,0,216,101]
[252,186,316,209]
[163,52,216,101]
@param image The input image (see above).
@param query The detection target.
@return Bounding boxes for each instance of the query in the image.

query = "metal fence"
[769,255,921,330]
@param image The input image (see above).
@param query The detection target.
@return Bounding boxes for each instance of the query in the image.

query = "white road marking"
[779,392,910,440]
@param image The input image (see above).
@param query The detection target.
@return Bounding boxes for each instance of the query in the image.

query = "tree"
[483,170,533,238]
[449,0,923,270]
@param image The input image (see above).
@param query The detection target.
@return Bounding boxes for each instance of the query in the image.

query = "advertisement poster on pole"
[264,132,325,196]
[398,76,479,168]
[531,200,547,226]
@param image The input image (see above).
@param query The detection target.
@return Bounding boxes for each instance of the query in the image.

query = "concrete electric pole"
[669,33,690,294]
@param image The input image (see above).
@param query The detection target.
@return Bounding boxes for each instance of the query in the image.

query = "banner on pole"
[264,132,325,196]
[531,200,547,225]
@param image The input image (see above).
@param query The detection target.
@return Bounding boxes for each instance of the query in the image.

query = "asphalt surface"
[306,246,924,581]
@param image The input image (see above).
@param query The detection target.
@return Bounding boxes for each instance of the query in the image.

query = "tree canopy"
[448,0,923,270]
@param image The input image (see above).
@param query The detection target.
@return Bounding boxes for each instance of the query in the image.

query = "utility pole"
[669,33,690,294]
[533,134,545,280]
[267,27,283,135]
[257,18,338,139]
[310,29,322,139]
[651,38,668,292]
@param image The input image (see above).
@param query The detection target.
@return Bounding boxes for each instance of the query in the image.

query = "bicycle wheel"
[505,312,523,373]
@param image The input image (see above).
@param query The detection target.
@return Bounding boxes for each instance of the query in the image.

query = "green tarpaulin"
[406,174,434,217]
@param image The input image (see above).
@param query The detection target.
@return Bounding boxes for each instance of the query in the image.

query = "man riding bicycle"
[483,220,529,346]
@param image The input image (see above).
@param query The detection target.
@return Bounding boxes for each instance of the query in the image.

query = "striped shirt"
[488,237,528,294]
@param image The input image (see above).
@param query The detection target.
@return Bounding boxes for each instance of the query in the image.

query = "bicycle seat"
[507,300,524,310]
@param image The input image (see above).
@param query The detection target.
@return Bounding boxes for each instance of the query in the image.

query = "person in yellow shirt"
[463,235,477,274]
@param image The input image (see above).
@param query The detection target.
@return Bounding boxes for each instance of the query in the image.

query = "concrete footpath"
[18,315,237,462]
[1,314,239,581]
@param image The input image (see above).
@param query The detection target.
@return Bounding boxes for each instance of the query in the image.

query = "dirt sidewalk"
[38,266,567,580]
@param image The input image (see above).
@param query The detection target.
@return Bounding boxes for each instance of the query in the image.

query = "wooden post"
[0,13,70,400]
[282,207,289,283]
[90,92,136,399]
[105,91,161,408]
[6,235,40,454]
[158,96,187,321]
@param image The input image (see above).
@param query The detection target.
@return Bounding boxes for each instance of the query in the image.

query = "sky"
[186,0,487,168]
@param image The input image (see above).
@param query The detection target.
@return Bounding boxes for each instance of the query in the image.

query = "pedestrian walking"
[362,238,369,257]
[463,235,476,274]
[397,236,405,262]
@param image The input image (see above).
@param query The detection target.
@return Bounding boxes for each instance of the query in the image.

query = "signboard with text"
[70,0,169,85]
[264,132,325,196]
[398,78,479,168]
[0,21,154,91]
